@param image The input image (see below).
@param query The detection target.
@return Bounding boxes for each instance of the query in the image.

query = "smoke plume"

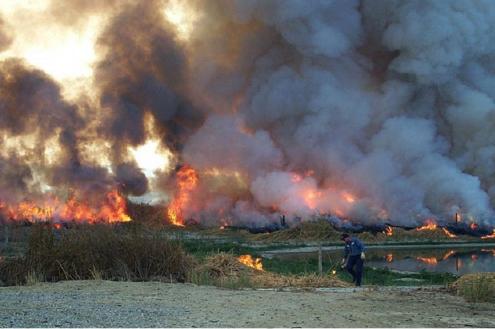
[1,0,495,228]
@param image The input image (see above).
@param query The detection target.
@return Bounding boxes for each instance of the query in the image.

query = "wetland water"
[265,244,495,275]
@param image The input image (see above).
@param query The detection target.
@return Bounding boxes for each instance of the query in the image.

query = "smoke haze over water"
[1,0,495,228]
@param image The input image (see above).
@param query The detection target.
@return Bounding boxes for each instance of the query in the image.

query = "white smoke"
[181,0,495,227]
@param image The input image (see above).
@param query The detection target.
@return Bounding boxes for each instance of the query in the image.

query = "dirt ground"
[0,281,494,327]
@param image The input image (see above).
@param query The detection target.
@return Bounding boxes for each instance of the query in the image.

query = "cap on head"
[341,233,350,241]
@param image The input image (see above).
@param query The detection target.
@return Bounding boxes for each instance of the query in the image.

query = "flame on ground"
[416,219,438,231]
[416,257,438,265]
[0,189,131,223]
[481,249,495,256]
[238,254,263,271]
[442,227,457,238]
[384,226,393,236]
[386,254,393,262]
[481,229,495,239]
[442,250,456,261]
[167,165,199,226]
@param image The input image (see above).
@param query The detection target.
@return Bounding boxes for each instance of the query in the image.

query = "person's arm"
[342,245,349,266]
[357,240,366,260]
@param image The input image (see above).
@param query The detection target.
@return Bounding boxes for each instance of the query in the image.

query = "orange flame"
[416,257,438,265]
[384,226,393,236]
[481,248,495,256]
[442,227,457,238]
[238,254,263,271]
[303,190,322,209]
[481,229,495,239]
[470,223,478,230]
[416,219,437,231]
[167,165,199,226]
[0,189,131,223]
[342,192,356,204]
[386,254,393,262]
[442,250,455,261]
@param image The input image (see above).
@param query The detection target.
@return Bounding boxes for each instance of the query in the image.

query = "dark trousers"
[346,255,364,286]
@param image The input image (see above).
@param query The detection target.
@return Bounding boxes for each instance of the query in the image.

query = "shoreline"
[261,241,495,257]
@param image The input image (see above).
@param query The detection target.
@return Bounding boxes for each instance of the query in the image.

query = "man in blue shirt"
[341,233,366,287]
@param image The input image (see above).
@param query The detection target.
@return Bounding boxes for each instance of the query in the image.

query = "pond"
[265,244,495,275]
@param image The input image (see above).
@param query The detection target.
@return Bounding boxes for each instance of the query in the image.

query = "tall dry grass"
[451,273,495,303]
[0,224,194,286]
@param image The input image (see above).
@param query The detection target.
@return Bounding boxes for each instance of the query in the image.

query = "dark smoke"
[1,0,495,229]
[95,0,204,158]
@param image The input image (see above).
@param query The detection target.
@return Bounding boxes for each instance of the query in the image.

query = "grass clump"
[450,273,495,303]
[191,252,349,289]
[0,224,194,286]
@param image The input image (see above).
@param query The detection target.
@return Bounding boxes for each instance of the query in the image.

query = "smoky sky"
[1,0,495,228]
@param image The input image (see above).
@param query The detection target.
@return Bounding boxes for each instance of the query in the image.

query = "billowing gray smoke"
[1,0,495,228]
[181,0,495,228]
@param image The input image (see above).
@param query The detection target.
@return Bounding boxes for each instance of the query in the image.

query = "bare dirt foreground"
[0,281,494,327]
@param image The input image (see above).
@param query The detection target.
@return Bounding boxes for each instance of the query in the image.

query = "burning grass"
[0,224,194,286]
[450,273,495,303]
[191,252,350,289]
[251,219,478,244]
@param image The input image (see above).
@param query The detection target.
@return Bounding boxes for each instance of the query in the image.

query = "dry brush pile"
[192,252,350,289]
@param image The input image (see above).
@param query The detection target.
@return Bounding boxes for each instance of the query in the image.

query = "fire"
[442,250,455,260]
[342,192,356,203]
[442,227,457,238]
[470,223,478,230]
[386,254,393,262]
[384,226,393,236]
[0,189,131,223]
[481,249,495,256]
[303,190,322,210]
[416,219,437,231]
[129,139,173,179]
[416,257,438,265]
[481,229,495,239]
[167,165,199,226]
[238,255,263,271]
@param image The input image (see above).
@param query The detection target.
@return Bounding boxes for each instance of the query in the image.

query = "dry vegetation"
[192,252,350,289]
[450,273,495,303]
[0,225,350,290]
[0,224,194,286]
[251,219,477,243]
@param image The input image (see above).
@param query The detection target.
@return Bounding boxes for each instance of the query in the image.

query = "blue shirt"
[343,237,365,258]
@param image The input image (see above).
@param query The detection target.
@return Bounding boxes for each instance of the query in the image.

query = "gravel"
[0,280,494,327]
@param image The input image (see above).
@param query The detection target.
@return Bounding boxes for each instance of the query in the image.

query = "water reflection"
[274,247,495,275]
[365,248,495,275]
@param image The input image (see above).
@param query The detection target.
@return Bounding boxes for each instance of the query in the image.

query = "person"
[340,233,366,286]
